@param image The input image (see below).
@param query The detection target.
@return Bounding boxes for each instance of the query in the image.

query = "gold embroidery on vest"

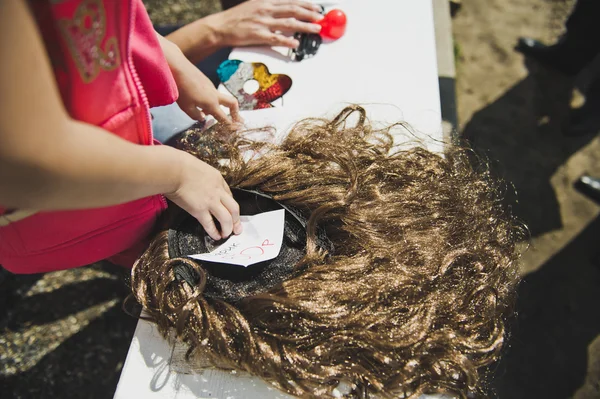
[58,0,121,83]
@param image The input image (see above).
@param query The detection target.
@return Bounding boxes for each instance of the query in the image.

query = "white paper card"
[189,210,285,267]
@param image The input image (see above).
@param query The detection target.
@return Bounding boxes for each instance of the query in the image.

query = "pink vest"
[0,0,178,273]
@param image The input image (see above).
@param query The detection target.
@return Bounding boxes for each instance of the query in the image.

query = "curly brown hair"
[131,106,524,399]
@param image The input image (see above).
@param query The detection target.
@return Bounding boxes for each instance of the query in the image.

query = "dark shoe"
[516,37,584,76]
[575,175,600,204]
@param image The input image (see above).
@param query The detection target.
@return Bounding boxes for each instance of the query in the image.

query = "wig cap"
[168,188,333,302]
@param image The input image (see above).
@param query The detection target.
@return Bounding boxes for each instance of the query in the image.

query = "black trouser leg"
[566,67,600,135]
[585,72,600,100]
[559,0,600,69]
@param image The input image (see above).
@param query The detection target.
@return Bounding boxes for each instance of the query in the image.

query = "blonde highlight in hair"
[131,106,524,398]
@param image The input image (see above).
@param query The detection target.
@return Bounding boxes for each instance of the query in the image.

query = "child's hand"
[172,56,242,124]
[157,33,241,125]
[167,151,242,240]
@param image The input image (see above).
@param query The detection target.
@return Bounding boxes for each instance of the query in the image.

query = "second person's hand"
[207,0,323,49]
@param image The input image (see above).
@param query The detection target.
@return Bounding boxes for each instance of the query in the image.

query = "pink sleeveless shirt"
[0,0,178,273]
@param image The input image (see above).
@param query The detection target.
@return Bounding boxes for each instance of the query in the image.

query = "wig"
[131,106,524,399]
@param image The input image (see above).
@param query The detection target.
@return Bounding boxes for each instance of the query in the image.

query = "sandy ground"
[454,1,600,398]
[1,1,599,398]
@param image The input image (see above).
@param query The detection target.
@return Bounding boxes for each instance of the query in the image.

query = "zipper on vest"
[127,0,168,210]
[127,0,152,146]
[130,68,152,146]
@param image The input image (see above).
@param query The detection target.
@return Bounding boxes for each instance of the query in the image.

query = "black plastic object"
[290,4,325,62]
[291,33,323,61]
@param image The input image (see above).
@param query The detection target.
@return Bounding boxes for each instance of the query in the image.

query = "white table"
[115,1,447,397]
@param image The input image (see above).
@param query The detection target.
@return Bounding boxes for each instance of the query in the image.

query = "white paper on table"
[189,210,285,267]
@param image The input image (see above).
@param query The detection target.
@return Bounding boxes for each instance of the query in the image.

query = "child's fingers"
[268,18,322,35]
[181,103,206,122]
[219,93,242,123]
[207,104,231,125]
[221,195,242,235]
[211,203,234,239]
[196,211,221,241]
[222,180,233,196]
[273,1,322,14]
[262,32,300,48]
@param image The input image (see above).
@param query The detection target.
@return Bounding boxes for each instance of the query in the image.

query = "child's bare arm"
[0,0,240,239]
